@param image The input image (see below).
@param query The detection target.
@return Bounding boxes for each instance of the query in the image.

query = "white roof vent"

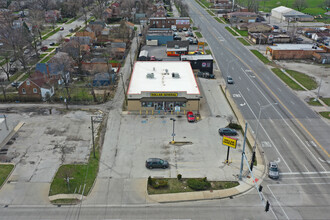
[146,73,154,79]
[172,72,180,78]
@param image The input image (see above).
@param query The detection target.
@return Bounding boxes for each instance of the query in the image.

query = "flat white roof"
[269,44,324,51]
[127,61,200,95]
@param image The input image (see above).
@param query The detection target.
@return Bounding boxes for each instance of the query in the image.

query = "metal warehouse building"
[127,61,201,113]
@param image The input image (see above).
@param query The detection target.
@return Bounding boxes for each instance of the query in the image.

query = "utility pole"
[170,118,176,144]
[239,122,248,180]
[91,116,95,158]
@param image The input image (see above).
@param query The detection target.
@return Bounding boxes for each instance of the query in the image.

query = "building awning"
[141,97,188,102]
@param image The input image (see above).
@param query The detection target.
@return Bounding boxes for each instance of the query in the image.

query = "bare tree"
[92,0,108,20]
[37,0,53,11]
[28,7,45,41]
[293,0,308,11]
[0,50,15,81]
[246,0,259,12]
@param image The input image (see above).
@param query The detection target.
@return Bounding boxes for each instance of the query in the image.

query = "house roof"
[181,55,213,61]
[75,31,96,40]
[271,6,292,14]
[269,44,325,51]
[227,12,257,17]
[35,63,64,75]
[127,61,200,95]
[94,73,110,80]
[28,71,52,89]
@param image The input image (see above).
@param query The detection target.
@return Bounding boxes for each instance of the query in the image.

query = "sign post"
[222,135,237,164]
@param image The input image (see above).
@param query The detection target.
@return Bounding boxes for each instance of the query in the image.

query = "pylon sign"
[222,135,237,149]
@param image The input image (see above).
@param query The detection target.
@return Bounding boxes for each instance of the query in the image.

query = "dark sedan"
[146,158,169,169]
[219,128,238,136]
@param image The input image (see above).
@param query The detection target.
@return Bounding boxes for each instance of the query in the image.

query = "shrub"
[228,123,242,130]
[177,174,182,181]
[202,177,207,182]
[152,179,168,189]
[148,176,153,186]
[187,179,211,191]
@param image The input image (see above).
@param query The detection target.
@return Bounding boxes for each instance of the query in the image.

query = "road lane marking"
[267,185,290,220]
[240,68,327,171]
[303,164,310,172]
[318,157,330,164]
[247,87,250,92]
[262,141,272,148]
[238,90,292,172]
[282,137,289,145]
[281,171,330,175]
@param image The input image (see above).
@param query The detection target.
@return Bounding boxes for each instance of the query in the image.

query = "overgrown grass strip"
[271,68,304,90]
[0,164,14,187]
[285,69,317,90]
[319,112,330,119]
[225,27,238,36]
[250,50,270,64]
[195,32,203,38]
[237,38,251,46]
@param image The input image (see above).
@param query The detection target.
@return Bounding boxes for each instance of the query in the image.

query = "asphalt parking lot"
[106,113,247,181]
[0,109,101,205]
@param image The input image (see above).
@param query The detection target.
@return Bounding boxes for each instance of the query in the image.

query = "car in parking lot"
[227,76,234,84]
[9,67,18,74]
[197,71,215,79]
[187,111,196,122]
[218,127,238,136]
[183,27,187,31]
[49,42,55,46]
[146,158,169,169]
[268,162,279,179]
[273,25,279,29]
[174,36,182,41]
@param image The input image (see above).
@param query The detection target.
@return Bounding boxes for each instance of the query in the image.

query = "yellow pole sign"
[222,136,237,149]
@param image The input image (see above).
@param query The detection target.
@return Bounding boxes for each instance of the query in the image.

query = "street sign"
[172,133,176,137]
[222,135,237,149]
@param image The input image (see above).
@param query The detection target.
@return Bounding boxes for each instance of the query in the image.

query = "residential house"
[312,52,330,64]
[0,0,7,8]
[103,8,112,21]
[93,72,118,87]
[312,32,330,43]
[146,28,173,45]
[45,10,61,23]
[18,71,54,101]
[35,62,69,86]
[12,18,32,31]
[226,12,258,23]
[82,58,112,74]
[88,20,106,36]
[246,23,272,33]
[110,1,121,18]
[214,0,232,9]
[97,27,111,42]
[75,31,97,43]
[70,36,94,45]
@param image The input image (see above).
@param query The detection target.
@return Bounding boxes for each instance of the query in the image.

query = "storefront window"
[141,102,154,107]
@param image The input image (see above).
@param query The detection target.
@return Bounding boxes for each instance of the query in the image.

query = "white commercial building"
[127,61,201,112]
[271,6,314,22]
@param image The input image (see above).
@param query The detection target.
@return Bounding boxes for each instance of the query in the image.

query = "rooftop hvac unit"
[146,73,154,78]
[174,45,179,49]
[172,72,180,78]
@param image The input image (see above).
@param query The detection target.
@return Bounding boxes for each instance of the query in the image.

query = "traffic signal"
[258,185,263,192]
[265,200,270,212]
[250,152,256,171]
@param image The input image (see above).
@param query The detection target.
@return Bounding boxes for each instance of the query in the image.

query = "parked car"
[69,28,74,32]
[11,81,21,88]
[183,27,187,31]
[41,46,48,51]
[9,57,16,64]
[296,37,304,42]
[218,127,238,136]
[268,162,279,179]
[178,28,182,32]
[227,76,234,84]
[273,25,279,29]
[187,111,195,122]
[197,71,215,79]
[49,42,55,46]
[60,27,64,31]
[145,158,169,169]
[149,56,162,61]
[23,49,30,54]
[174,36,182,41]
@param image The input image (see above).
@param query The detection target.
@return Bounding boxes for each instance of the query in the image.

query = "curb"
[0,122,25,149]
[0,163,15,190]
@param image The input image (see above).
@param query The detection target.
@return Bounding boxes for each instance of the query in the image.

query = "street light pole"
[91,116,95,158]
[170,118,176,144]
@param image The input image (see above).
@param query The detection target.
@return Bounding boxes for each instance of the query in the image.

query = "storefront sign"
[150,93,178,97]
[222,136,237,149]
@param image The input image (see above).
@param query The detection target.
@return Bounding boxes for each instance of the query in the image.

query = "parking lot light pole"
[170,118,176,144]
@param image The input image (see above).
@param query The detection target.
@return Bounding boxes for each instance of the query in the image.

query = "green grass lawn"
[238,0,325,15]
[307,98,322,106]
[237,38,251,46]
[205,49,212,55]
[192,27,198,31]
[206,10,215,16]
[45,48,55,52]
[319,112,330,119]
[195,0,207,8]
[225,27,238,36]
[320,98,330,106]
[49,149,99,196]
[0,164,14,187]
[147,178,239,195]
[39,53,48,59]
[285,70,318,90]
[195,32,203,38]
[271,68,304,90]
[233,28,248,36]
[42,27,61,40]
[250,50,270,64]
